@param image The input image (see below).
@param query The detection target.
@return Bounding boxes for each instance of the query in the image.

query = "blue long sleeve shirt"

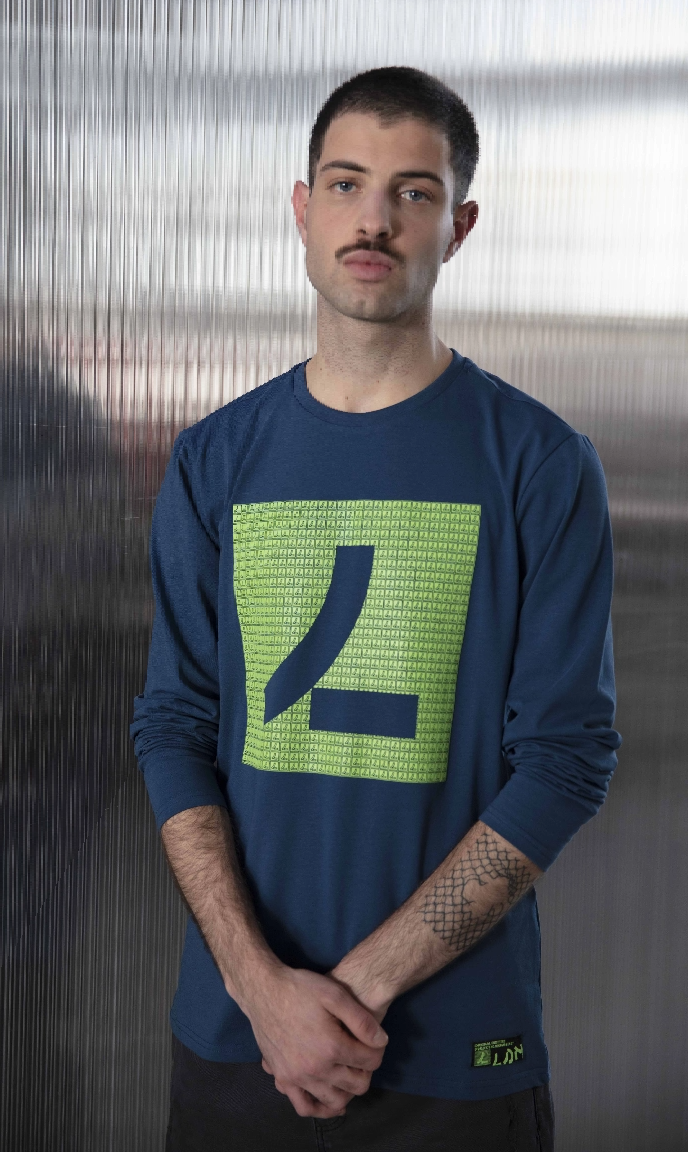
[131,349,620,1101]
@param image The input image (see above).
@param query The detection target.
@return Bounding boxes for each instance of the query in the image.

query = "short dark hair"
[308,66,479,208]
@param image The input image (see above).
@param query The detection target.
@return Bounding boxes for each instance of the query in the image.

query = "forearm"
[161,805,283,1013]
[330,820,542,1012]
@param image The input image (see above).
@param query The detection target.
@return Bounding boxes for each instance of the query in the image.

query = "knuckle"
[329,987,352,1018]
[308,1081,343,1110]
[346,1069,367,1094]
[287,1089,311,1117]
[362,1012,378,1035]
[326,981,347,1004]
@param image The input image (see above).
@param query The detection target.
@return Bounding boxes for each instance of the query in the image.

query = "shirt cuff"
[140,753,227,831]
[479,772,596,872]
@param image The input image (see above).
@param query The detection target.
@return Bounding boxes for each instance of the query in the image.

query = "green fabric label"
[472,1037,525,1068]
[233,499,480,783]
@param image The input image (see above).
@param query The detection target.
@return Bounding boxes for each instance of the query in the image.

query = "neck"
[305,295,453,413]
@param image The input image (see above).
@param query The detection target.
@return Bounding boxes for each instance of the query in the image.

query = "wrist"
[223,941,285,1015]
[328,957,395,1018]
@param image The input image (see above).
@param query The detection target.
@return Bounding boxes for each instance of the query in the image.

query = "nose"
[354,187,393,241]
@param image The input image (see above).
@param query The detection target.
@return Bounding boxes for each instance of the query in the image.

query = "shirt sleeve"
[130,433,227,830]
[479,432,622,871]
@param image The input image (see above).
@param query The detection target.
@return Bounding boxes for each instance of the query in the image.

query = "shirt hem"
[170,1014,550,1104]
[370,1063,551,1102]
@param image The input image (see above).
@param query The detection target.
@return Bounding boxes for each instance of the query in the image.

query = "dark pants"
[166,1034,555,1151]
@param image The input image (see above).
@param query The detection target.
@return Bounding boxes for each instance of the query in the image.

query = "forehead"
[318,111,451,174]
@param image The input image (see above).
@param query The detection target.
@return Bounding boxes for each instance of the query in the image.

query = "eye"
[332,180,356,193]
[401,188,430,202]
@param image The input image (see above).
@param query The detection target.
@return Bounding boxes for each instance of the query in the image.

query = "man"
[132,66,620,1151]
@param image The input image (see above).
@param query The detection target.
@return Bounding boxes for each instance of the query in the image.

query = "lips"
[341,250,394,269]
[340,250,395,282]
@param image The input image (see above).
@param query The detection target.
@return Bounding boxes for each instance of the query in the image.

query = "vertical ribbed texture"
[1,2,686,1149]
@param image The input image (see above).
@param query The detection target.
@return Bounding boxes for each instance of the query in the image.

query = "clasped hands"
[250,957,393,1120]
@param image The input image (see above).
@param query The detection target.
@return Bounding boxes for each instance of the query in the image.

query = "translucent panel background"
[1,1,686,1149]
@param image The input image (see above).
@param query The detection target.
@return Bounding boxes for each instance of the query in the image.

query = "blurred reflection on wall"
[1,3,686,1149]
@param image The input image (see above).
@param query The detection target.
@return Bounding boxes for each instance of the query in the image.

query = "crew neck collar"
[292,348,466,427]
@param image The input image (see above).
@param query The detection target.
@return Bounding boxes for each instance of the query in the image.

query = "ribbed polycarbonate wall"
[1,2,686,1149]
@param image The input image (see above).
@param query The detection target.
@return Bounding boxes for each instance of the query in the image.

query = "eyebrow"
[319,160,445,187]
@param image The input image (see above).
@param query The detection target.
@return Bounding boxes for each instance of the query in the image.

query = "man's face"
[292,112,477,324]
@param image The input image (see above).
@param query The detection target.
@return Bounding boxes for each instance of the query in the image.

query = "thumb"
[329,988,389,1047]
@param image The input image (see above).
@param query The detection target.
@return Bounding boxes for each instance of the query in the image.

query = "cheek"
[407,234,446,284]
[304,235,334,293]
[304,234,326,274]
[308,201,340,242]
[305,211,335,263]
[406,220,447,261]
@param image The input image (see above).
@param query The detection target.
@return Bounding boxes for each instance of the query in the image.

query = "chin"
[351,304,407,323]
[323,286,411,324]
[306,265,405,322]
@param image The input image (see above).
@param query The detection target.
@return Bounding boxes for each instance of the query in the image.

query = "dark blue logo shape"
[263,544,418,739]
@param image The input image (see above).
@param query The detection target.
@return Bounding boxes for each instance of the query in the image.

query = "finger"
[284,1083,317,1117]
[329,1031,389,1074]
[303,1076,352,1113]
[325,986,389,1052]
[285,1081,346,1120]
[328,1064,371,1097]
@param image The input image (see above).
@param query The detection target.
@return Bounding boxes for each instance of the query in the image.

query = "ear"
[442,200,478,264]
[292,180,310,247]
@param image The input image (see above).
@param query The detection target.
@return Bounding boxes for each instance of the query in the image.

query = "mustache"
[335,242,403,264]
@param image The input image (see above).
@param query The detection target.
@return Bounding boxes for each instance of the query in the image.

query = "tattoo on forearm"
[419,829,535,955]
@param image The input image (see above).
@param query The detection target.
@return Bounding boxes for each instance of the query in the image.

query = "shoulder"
[459,356,575,440]
[160,366,296,536]
[456,355,605,491]
[175,367,294,462]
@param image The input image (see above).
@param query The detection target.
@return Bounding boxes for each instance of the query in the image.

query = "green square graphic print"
[232,499,480,784]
